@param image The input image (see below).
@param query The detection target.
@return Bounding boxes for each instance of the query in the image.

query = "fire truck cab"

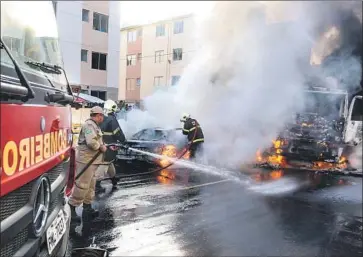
[1,1,75,256]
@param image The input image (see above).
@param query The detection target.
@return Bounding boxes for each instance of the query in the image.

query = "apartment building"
[54,1,121,100]
[119,14,196,103]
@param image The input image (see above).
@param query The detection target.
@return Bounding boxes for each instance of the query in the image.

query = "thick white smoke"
[120,1,362,168]
[349,146,362,171]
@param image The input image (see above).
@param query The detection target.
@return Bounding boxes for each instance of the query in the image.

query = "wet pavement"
[67,164,362,256]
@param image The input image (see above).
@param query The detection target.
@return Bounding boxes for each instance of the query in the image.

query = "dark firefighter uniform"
[182,118,204,159]
[100,113,126,160]
[96,113,126,190]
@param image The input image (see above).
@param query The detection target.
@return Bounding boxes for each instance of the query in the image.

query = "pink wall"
[125,37,142,102]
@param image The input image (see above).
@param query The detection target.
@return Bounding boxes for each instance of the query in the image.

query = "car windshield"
[132,130,168,141]
[131,129,185,142]
[0,1,66,87]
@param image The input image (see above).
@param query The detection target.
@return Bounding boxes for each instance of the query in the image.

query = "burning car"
[117,127,190,168]
[256,86,363,171]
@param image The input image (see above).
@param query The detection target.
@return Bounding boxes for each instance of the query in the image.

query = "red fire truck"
[1,1,75,256]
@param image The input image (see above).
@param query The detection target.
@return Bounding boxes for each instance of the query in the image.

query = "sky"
[120,1,215,27]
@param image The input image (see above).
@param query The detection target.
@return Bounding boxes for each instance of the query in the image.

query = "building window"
[127,30,137,42]
[2,36,21,52]
[171,76,181,86]
[126,55,136,66]
[93,12,109,33]
[91,52,107,70]
[126,78,136,91]
[154,50,164,63]
[173,20,184,34]
[153,76,163,87]
[81,49,88,62]
[136,78,141,86]
[91,90,106,100]
[137,53,142,61]
[156,24,165,37]
[172,48,183,61]
[82,9,89,22]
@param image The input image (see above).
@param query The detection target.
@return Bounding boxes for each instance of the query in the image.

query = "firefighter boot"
[95,181,105,194]
[111,177,119,190]
[83,203,99,221]
[70,205,81,223]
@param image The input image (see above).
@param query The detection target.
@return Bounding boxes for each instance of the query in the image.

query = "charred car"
[117,128,190,168]
[257,86,362,169]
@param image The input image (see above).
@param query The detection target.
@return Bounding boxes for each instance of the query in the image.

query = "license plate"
[46,210,67,255]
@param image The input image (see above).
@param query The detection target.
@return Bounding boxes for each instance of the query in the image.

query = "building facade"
[54,0,121,101]
[118,14,196,103]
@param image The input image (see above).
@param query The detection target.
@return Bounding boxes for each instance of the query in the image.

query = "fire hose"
[99,125,199,180]
[74,127,198,183]
[74,125,199,184]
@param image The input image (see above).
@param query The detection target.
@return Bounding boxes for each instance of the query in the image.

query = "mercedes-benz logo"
[32,176,51,237]
[40,116,46,132]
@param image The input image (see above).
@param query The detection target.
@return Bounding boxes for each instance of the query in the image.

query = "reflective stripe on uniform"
[113,127,120,134]
[104,127,120,136]
[193,138,204,143]
[183,129,189,133]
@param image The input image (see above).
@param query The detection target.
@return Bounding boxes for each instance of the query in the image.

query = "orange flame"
[182,150,190,160]
[255,139,286,167]
[157,169,177,184]
[156,175,174,184]
[159,145,177,167]
[158,145,190,167]
[312,156,347,170]
[255,139,348,171]
[160,169,176,180]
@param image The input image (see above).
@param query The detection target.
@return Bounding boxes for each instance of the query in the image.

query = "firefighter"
[180,113,204,159]
[95,99,126,193]
[69,106,107,223]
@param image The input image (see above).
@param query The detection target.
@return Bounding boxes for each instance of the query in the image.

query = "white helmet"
[103,99,118,115]
[180,113,190,122]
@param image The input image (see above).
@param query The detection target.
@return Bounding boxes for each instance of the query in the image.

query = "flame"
[157,169,176,184]
[312,156,347,170]
[256,139,348,171]
[159,145,177,167]
[158,145,190,167]
[156,175,174,185]
[255,139,286,167]
[182,150,191,160]
[268,154,286,166]
[273,139,282,149]
[159,169,176,180]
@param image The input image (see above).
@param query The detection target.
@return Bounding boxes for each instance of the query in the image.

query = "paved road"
[67,165,362,256]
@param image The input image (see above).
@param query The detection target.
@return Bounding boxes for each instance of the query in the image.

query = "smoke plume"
[120,1,362,168]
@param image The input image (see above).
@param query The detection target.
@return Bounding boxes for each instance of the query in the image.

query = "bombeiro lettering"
[2,129,69,176]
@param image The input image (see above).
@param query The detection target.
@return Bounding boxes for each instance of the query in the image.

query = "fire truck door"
[343,95,363,144]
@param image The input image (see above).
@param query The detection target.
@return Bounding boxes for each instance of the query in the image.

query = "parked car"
[117,127,190,168]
